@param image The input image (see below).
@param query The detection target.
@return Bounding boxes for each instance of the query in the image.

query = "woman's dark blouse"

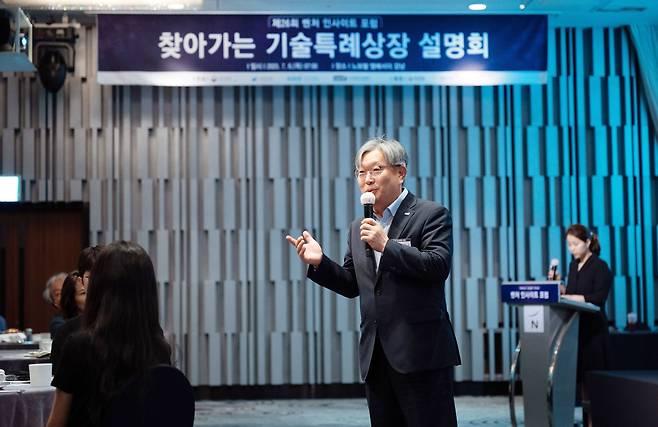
[566,253,613,380]
[51,332,171,427]
[50,315,82,375]
[51,332,97,427]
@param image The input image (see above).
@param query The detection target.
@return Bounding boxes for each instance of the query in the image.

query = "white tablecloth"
[0,383,54,427]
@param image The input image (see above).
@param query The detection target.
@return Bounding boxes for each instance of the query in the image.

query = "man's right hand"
[285,230,323,267]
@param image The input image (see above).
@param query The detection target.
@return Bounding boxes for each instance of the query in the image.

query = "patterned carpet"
[194,396,584,426]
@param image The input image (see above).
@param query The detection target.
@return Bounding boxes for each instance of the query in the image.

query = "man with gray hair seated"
[44,272,67,337]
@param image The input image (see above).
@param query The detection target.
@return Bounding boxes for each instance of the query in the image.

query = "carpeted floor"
[194,396,583,426]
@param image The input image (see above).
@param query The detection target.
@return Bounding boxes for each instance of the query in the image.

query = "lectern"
[501,281,600,427]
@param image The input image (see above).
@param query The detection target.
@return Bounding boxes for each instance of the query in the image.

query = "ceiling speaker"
[37,49,67,93]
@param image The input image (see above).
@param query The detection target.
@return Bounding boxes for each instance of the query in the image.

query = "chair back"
[104,364,194,427]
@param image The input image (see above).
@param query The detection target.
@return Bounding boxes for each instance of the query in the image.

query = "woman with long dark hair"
[46,241,171,427]
[59,271,85,320]
[50,271,87,374]
[50,246,102,374]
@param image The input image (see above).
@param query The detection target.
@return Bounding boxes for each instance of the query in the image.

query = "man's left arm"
[378,205,452,283]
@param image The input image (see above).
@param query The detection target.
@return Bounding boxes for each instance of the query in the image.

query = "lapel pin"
[404,212,411,216]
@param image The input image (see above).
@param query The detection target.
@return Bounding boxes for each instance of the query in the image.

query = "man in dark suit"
[286,138,461,427]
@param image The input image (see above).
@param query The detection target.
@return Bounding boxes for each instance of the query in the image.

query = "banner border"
[97,70,548,86]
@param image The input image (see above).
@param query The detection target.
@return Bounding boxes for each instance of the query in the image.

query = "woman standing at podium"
[550,223,613,426]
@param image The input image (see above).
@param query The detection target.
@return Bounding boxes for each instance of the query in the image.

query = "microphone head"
[550,258,559,268]
[360,192,375,205]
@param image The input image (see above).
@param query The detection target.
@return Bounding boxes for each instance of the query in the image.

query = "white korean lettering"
[290,32,313,59]
[466,32,489,58]
[266,33,288,58]
[159,32,182,59]
[314,32,337,58]
[208,33,222,55]
[232,32,255,59]
[338,33,360,58]
[386,32,410,59]
[362,32,385,59]
[444,32,465,59]
[182,33,209,59]
[419,32,441,59]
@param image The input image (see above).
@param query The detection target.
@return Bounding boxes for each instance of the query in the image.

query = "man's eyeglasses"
[355,164,399,180]
[354,164,402,180]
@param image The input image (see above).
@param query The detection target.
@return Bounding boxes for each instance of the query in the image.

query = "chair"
[104,365,195,427]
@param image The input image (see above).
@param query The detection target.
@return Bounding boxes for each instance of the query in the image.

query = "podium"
[502,281,600,427]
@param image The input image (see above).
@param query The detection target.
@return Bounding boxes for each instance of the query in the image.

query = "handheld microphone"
[549,258,559,280]
[360,192,376,256]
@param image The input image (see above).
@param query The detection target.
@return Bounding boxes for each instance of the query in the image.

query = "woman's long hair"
[59,271,81,319]
[565,224,601,256]
[83,241,171,419]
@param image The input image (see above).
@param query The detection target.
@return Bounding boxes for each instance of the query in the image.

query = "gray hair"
[43,272,66,304]
[354,137,408,172]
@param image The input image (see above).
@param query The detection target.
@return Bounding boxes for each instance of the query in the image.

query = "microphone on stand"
[549,258,559,280]
[360,192,375,257]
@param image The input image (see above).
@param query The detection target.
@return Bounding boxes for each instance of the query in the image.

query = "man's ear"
[398,165,407,183]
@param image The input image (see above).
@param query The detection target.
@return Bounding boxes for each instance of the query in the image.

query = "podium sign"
[503,280,599,427]
[501,281,560,304]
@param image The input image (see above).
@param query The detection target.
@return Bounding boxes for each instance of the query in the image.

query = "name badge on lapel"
[393,238,412,247]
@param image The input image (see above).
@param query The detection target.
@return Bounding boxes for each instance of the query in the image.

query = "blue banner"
[97,14,547,86]
[501,281,561,305]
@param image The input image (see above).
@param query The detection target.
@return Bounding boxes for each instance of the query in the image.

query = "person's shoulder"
[64,329,92,351]
[50,314,66,333]
[414,197,449,216]
[57,318,87,344]
[57,315,83,338]
[592,254,612,272]
[50,314,64,325]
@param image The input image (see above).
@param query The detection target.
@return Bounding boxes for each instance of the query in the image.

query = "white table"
[0,383,54,427]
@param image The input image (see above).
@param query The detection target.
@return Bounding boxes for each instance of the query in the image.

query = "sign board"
[501,281,561,305]
[97,14,548,86]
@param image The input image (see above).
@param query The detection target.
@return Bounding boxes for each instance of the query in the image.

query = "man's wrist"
[310,257,322,270]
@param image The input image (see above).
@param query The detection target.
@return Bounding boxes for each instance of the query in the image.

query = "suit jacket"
[308,192,461,380]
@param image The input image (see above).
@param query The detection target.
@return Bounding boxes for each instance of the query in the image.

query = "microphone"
[549,258,559,280]
[360,192,375,256]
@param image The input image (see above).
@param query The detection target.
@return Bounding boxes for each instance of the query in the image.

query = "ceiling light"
[519,3,526,10]
[468,3,487,11]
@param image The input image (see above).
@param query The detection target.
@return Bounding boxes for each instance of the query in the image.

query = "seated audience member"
[50,272,87,372]
[60,271,86,320]
[77,245,103,291]
[44,272,67,337]
[46,241,171,427]
[51,246,102,373]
